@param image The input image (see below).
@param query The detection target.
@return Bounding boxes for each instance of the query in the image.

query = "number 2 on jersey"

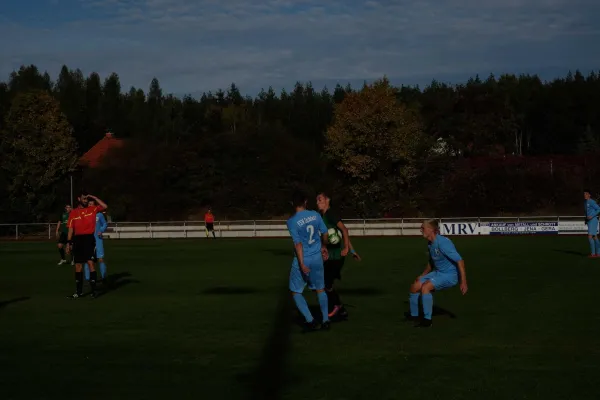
[306,225,316,244]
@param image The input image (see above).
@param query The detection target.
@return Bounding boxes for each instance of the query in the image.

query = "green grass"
[0,236,599,400]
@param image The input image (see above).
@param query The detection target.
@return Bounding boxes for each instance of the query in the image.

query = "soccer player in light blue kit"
[584,190,600,257]
[287,191,331,332]
[84,200,108,283]
[407,219,468,328]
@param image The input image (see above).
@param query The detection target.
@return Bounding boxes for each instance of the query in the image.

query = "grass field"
[0,236,599,400]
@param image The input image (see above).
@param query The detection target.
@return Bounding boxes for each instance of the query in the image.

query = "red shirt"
[204,213,214,223]
[68,205,105,235]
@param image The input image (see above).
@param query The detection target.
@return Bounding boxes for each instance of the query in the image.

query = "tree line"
[1,64,599,222]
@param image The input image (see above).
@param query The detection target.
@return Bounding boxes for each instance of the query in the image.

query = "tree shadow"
[202,287,261,295]
[553,249,587,256]
[0,296,30,310]
[239,285,294,400]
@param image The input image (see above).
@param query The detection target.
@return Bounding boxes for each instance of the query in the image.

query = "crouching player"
[407,219,468,327]
[287,191,331,332]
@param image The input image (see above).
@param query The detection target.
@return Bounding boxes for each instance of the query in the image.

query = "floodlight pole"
[70,174,73,207]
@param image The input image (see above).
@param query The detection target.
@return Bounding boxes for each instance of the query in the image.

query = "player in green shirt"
[56,204,73,265]
[316,192,361,319]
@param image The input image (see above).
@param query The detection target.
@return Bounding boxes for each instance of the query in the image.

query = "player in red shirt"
[204,208,216,239]
[66,193,108,298]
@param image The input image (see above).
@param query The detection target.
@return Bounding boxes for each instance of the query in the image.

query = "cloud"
[1,0,598,95]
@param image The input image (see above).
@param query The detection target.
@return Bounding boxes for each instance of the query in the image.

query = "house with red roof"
[79,132,125,168]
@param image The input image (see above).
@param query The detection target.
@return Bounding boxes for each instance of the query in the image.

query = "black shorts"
[324,258,346,289]
[206,223,214,231]
[58,232,68,244]
[72,234,96,264]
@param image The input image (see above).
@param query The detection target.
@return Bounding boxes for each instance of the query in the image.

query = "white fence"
[0,216,590,240]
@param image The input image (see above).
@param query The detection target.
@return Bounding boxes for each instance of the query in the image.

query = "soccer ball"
[328,228,341,245]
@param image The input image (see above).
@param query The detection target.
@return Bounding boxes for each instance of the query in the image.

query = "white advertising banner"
[480,221,559,235]
[441,222,480,235]
[558,220,589,235]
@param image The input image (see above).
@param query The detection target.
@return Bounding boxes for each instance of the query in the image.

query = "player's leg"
[95,239,107,280]
[323,260,336,312]
[327,258,346,318]
[58,243,66,264]
[84,236,98,297]
[307,255,330,327]
[289,259,316,329]
[84,260,90,281]
[57,235,66,264]
[587,218,598,256]
[69,237,84,298]
[419,280,436,326]
[58,233,70,264]
[407,272,433,320]
[418,273,458,327]
[593,219,600,256]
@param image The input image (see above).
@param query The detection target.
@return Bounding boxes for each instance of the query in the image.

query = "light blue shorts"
[419,271,458,291]
[587,218,599,236]
[95,237,105,259]
[289,253,325,293]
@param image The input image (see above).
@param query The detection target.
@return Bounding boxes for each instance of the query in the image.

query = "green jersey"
[322,209,344,260]
[59,212,70,234]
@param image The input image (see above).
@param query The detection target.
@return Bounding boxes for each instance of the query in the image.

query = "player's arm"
[98,214,108,233]
[336,220,351,256]
[317,215,330,260]
[456,260,468,295]
[440,240,468,294]
[592,201,600,218]
[288,222,309,274]
[420,262,432,277]
[348,239,361,261]
[55,220,61,237]
[88,195,107,211]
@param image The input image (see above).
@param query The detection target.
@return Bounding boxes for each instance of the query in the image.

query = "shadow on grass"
[553,249,587,257]
[403,301,458,319]
[0,296,30,310]
[202,287,261,295]
[262,248,293,257]
[94,272,140,298]
[337,287,383,296]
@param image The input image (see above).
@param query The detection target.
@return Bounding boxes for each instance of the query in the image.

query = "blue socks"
[422,293,433,320]
[317,291,329,322]
[594,238,600,255]
[99,262,107,279]
[409,293,420,317]
[85,262,106,280]
[293,293,313,323]
[589,237,595,255]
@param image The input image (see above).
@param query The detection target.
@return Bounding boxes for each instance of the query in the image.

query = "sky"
[0,0,599,97]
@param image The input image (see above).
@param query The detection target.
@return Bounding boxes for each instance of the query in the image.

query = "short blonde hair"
[423,219,440,232]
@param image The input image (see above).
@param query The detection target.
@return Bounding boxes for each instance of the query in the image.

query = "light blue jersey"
[95,213,107,239]
[428,235,462,275]
[286,210,328,257]
[585,199,600,219]
[287,209,328,294]
[418,235,463,291]
[95,213,107,259]
[585,199,600,237]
